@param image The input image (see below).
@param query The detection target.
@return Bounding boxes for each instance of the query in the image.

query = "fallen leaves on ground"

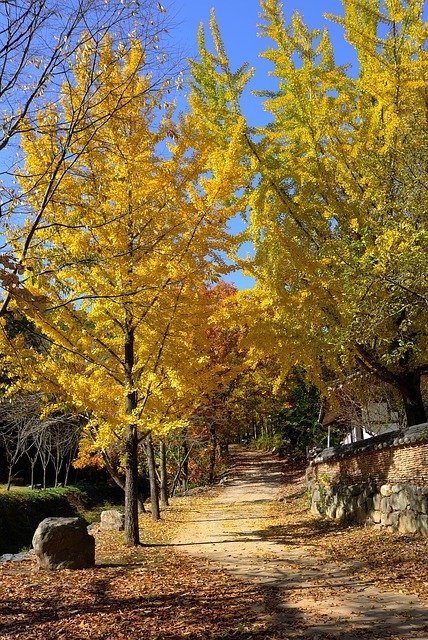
[1,457,427,640]
[0,527,289,640]
[269,461,428,600]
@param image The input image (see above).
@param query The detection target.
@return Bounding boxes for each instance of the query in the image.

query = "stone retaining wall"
[306,423,428,536]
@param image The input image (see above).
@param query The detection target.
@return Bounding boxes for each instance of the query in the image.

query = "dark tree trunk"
[355,344,427,428]
[397,372,427,426]
[170,433,191,497]
[182,433,189,493]
[146,434,160,520]
[101,449,125,491]
[159,440,169,506]
[208,422,217,484]
[138,494,147,513]
[124,324,140,546]
[219,439,229,458]
[124,423,140,546]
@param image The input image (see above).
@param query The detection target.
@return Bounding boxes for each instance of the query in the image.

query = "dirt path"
[173,447,428,639]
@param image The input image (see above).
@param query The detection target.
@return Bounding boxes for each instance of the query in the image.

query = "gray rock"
[335,503,346,520]
[0,551,31,563]
[310,489,321,515]
[390,489,410,512]
[380,496,392,514]
[326,502,337,519]
[370,510,382,524]
[381,511,399,529]
[380,484,392,497]
[349,484,361,496]
[391,483,403,494]
[100,509,125,531]
[418,514,428,536]
[372,493,382,510]
[32,517,95,570]
[398,510,418,535]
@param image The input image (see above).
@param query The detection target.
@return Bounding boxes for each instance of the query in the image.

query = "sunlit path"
[174,447,428,639]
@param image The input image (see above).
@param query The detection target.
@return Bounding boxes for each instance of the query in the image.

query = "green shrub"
[250,434,285,452]
[0,484,123,554]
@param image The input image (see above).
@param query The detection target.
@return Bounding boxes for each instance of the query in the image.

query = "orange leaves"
[0,536,269,640]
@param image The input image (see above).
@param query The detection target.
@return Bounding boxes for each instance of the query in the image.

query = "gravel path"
[173,447,428,639]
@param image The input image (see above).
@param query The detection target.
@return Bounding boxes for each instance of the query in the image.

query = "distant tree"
[159,440,169,506]
[48,418,81,487]
[0,396,35,489]
[0,393,79,488]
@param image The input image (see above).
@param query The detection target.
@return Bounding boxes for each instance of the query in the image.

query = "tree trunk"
[146,434,160,520]
[170,436,191,497]
[219,438,229,458]
[397,372,427,426]
[208,422,217,484]
[101,449,125,490]
[182,433,189,493]
[6,467,12,491]
[355,345,427,427]
[30,460,36,489]
[159,440,169,506]
[124,423,140,546]
[63,450,75,487]
[123,324,140,546]
[138,495,147,513]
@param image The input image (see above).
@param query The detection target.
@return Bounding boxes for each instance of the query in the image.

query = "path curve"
[174,447,428,639]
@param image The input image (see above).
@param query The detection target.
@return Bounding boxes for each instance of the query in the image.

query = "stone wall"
[306,423,428,536]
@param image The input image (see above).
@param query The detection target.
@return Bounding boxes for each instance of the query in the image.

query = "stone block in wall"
[365,495,374,512]
[380,484,392,497]
[336,502,346,520]
[356,492,370,523]
[322,490,335,518]
[370,510,382,524]
[349,484,361,496]
[390,488,410,512]
[418,514,428,536]
[348,496,358,518]
[355,506,367,523]
[381,511,399,529]
[398,510,418,534]
[407,486,424,512]
[380,496,392,514]
[310,489,321,515]
[373,493,382,510]
[326,503,337,519]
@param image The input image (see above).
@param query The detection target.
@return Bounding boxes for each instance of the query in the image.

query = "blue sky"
[167,0,352,123]
[164,1,352,288]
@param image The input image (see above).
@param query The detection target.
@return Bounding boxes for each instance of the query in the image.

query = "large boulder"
[32,517,95,570]
[100,509,125,531]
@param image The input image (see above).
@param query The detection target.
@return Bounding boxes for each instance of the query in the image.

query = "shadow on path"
[173,446,428,639]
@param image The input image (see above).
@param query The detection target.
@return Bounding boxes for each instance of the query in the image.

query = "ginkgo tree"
[5,34,249,545]
[0,0,172,318]
[193,1,428,426]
